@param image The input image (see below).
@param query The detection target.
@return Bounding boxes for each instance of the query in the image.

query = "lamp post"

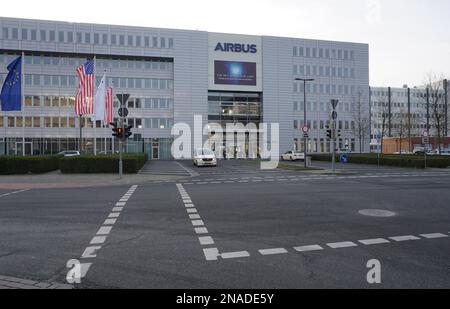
[295,78,315,168]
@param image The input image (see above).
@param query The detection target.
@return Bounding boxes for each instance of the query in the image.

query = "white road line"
[221,251,250,259]
[189,214,201,220]
[259,248,288,255]
[81,246,101,259]
[420,233,449,239]
[108,213,120,218]
[90,236,107,245]
[195,227,209,234]
[103,219,117,225]
[358,238,390,245]
[97,226,112,235]
[203,248,220,261]
[327,241,358,249]
[199,236,215,246]
[0,189,30,198]
[294,245,324,252]
[389,235,421,242]
[191,220,205,227]
[184,203,195,208]
[186,208,198,214]
[116,202,126,207]
[112,207,123,212]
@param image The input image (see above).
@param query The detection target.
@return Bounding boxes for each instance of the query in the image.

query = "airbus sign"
[215,43,257,54]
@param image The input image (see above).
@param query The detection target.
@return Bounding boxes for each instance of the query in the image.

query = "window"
[32,75,40,86]
[40,30,47,41]
[111,34,116,45]
[52,117,59,128]
[67,32,73,43]
[160,37,166,48]
[102,33,108,44]
[16,117,23,127]
[136,36,141,47]
[58,31,65,42]
[33,117,40,128]
[152,36,158,48]
[12,28,18,39]
[8,117,14,127]
[22,28,28,40]
[144,36,150,47]
[2,27,8,39]
[25,117,32,128]
[76,32,82,43]
[94,33,99,44]
[85,33,90,44]
[119,34,125,46]
[49,30,55,41]
[168,38,174,48]
[128,35,133,46]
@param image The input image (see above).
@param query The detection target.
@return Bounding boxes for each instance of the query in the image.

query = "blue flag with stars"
[0,56,22,111]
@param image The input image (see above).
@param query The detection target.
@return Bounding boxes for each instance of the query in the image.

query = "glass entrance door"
[15,142,32,155]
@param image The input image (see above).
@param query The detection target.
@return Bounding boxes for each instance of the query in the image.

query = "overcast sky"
[2,0,449,87]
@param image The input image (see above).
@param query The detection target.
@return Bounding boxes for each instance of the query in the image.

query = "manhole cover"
[358,209,396,217]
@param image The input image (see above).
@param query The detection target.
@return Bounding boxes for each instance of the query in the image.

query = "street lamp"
[295,78,315,168]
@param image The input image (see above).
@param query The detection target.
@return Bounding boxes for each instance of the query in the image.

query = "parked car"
[57,150,81,157]
[413,147,425,155]
[282,151,305,161]
[193,148,217,167]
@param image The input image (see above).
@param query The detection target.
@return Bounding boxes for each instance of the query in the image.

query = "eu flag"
[0,56,22,111]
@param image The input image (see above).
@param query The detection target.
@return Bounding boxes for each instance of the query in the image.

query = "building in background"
[370,82,449,153]
[0,17,369,159]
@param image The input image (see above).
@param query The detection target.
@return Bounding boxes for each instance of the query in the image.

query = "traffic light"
[110,122,124,138]
[336,129,342,138]
[326,126,332,139]
[124,125,133,139]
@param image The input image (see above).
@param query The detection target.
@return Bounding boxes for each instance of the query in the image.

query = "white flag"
[92,75,106,122]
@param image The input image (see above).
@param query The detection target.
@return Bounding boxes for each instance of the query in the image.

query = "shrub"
[60,153,148,174]
[0,155,60,175]
[310,153,450,169]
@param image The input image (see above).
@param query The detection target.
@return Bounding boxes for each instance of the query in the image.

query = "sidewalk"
[0,170,189,190]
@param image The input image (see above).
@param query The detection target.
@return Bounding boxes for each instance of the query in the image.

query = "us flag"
[75,60,94,115]
[105,86,113,124]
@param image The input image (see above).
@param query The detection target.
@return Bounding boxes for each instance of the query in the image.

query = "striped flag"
[105,86,113,124]
[75,60,94,115]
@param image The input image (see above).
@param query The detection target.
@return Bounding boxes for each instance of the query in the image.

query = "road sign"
[303,133,309,138]
[422,137,429,145]
[422,130,429,137]
[340,154,349,164]
[331,99,339,110]
[116,94,130,106]
[118,107,129,118]
[301,126,310,134]
[332,111,338,120]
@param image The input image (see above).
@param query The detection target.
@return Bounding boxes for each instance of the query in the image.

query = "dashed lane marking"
[327,241,358,249]
[389,235,421,242]
[67,185,138,283]
[0,189,30,198]
[294,245,324,252]
[259,248,288,256]
[358,238,390,245]
[420,233,448,239]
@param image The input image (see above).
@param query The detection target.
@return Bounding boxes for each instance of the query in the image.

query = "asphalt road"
[1,160,449,288]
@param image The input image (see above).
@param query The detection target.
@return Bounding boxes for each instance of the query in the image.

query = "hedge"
[310,154,450,169]
[0,155,61,175]
[60,153,148,174]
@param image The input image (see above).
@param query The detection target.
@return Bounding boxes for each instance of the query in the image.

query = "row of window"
[294,119,356,130]
[0,116,173,129]
[293,65,355,79]
[293,83,359,96]
[293,101,353,113]
[21,95,174,110]
[293,46,355,61]
[4,55,173,72]
[294,138,356,153]
[1,27,174,49]
[372,112,428,119]
[372,123,428,130]
[371,101,426,109]
[371,90,446,98]
[14,74,174,90]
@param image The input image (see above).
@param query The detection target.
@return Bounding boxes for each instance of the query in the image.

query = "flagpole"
[104,69,107,154]
[93,55,97,156]
[21,52,25,156]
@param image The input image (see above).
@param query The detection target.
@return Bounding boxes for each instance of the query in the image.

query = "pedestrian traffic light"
[336,129,342,138]
[124,125,133,139]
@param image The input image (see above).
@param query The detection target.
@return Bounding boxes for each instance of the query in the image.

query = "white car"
[282,151,305,161]
[57,150,81,157]
[193,148,217,167]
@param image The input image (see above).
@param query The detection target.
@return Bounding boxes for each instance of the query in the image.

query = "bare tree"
[351,91,371,153]
[422,73,446,154]
[392,109,410,154]
[371,102,390,154]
